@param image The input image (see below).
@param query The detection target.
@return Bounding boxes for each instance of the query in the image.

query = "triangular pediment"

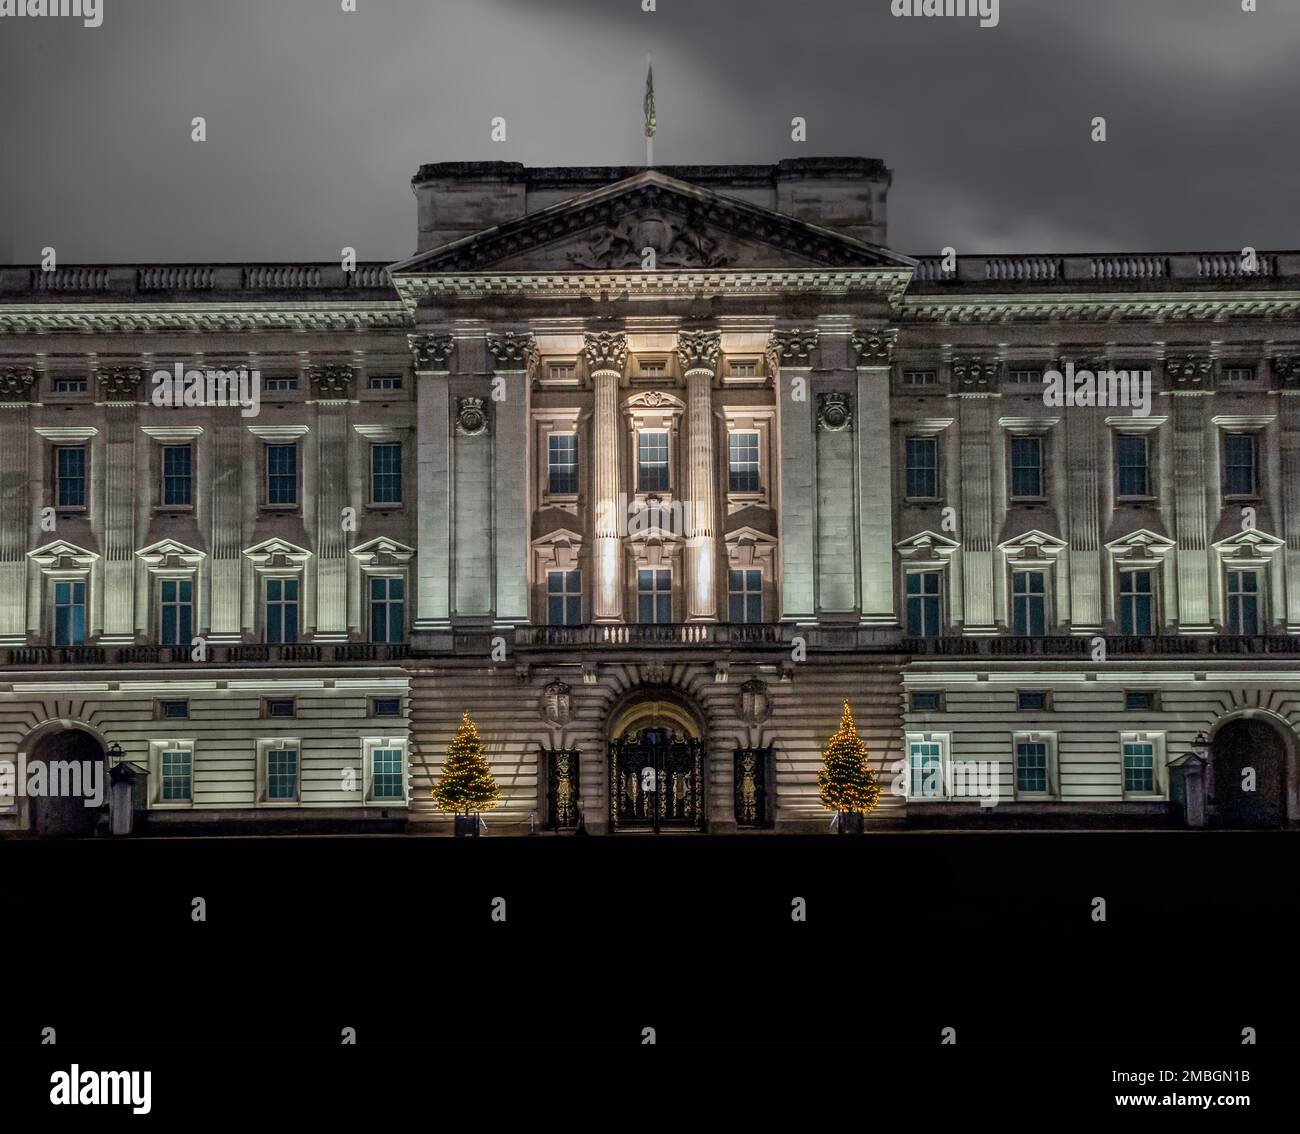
[390,170,913,276]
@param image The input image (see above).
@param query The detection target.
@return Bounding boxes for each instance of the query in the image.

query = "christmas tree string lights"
[431,710,501,815]
[817,700,882,818]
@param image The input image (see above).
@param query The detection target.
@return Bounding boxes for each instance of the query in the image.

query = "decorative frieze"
[409,333,455,371]
[850,327,898,366]
[583,330,627,374]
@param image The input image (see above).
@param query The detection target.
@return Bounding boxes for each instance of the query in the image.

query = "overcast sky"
[2,0,1297,265]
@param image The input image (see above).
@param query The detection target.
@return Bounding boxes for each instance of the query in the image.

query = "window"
[905,572,942,638]
[1114,434,1149,498]
[265,443,297,506]
[160,445,193,507]
[546,570,582,626]
[1118,571,1154,636]
[159,578,194,646]
[728,359,759,378]
[1016,690,1047,711]
[909,740,943,799]
[370,697,402,718]
[53,580,86,646]
[1008,368,1043,385]
[160,747,192,802]
[371,746,404,800]
[1225,570,1260,636]
[367,374,402,390]
[1124,690,1155,711]
[638,358,667,376]
[370,443,402,505]
[637,568,671,624]
[548,362,577,383]
[369,576,405,643]
[902,369,937,388]
[1010,436,1043,498]
[156,699,189,720]
[910,691,941,713]
[264,578,299,644]
[729,569,762,623]
[637,431,669,492]
[55,446,86,508]
[265,377,298,392]
[265,745,299,801]
[262,697,296,719]
[1011,571,1046,637]
[728,432,760,493]
[1016,741,1048,793]
[547,433,578,494]
[1122,740,1155,794]
[1223,433,1257,497]
[905,436,938,498]
[1223,366,1255,383]
[53,376,86,393]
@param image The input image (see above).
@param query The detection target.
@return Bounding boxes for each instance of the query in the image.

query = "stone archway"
[1209,715,1290,828]
[22,726,107,837]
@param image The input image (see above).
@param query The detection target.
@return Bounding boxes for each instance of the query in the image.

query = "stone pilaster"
[678,330,720,620]
[207,417,243,642]
[0,367,36,643]
[851,329,898,625]
[585,331,627,622]
[310,363,352,640]
[768,329,818,622]
[1275,358,1300,630]
[1168,356,1214,632]
[952,358,998,631]
[487,331,534,624]
[97,368,142,642]
[411,334,454,629]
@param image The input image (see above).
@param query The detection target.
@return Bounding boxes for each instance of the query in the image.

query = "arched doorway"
[1211,717,1287,828]
[607,691,706,833]
[24,727,106,837]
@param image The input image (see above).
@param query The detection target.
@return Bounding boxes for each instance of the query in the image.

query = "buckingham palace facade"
[2,156,1299,835]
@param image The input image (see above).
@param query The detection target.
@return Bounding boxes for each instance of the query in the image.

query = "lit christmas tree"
[817,701,881,828]
[431,711,501,816]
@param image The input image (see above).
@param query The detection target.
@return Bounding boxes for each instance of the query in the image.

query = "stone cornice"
[901,291,1300,324]
[0,302,410,335]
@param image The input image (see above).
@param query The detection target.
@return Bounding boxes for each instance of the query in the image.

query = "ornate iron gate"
[544,748,581,830]
[734,746,772,828]
[610,727,704,832]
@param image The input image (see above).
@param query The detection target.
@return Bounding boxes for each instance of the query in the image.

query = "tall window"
[547,570,582,626]
[905,436,938,498]
[909,740,943,798]
[161,445,193,507]
[1226,570,1259,636]
[1115,434,1149,498]
[1118,571,1153,636]
[371,747,404,800]
[906,572,942,638]
[1011,571,1046,637]
[637,431,669,492]
[1016,741,1048,794]
[53,580,86,646]
[1122,740,1155,794]
[370,443,402,505]
[1010,436,1043,498]
[266,747,299,801]
[729,569,762,623]
[728,432,760,493]
[1223,433,1257,496]
[266,443,297,506]
[369,576,405,643]
[159,578,194,646]
[55,446,86,508]
[547,433,578,494]
[265,578,299,644]
[637,568,671,624]
[161,748,192,802]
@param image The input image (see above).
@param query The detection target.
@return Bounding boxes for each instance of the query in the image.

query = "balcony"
[902,635,1300,657]
[0,643,411,668]
[513,623,793,649]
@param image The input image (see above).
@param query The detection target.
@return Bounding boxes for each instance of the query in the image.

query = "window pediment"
[1212,528,1283,566]
[349,537,414,567]
[244,537,312,570]
[137,539,206,571]
[532,529,584,573]
[1105,528,1175,567]
[895,530,960,564]
[28,540,99,571]
[998,529,1067,566]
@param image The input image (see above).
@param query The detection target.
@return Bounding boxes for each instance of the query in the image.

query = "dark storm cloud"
[2,0,1298,264]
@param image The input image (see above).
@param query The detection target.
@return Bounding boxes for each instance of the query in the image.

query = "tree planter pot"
[837,810,864,835]
[454,815,481,837]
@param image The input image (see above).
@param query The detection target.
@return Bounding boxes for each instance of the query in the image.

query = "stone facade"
[2,158,1298,833]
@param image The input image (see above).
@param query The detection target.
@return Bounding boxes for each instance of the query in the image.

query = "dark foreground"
[2,832,1295,1120]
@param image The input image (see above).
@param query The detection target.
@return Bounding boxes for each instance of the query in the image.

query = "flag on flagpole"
[644,57,656,139]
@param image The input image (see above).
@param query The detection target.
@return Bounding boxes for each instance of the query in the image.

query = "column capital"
[0,367,38,405]
[308,363,355,399]
[486,330,536,371]
[583,330,627,375]
[766,327,820,369]
[850,327,898,367]
[951,356,1000,394]
[409,333,455,372]
[1273,355,1300,386]
[1165,354,1214,390]
[676,329,721,373]
[95,367,144,403]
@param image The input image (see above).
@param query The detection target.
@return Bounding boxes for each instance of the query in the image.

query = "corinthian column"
[585,331,627,622]
[678,330,720,620]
